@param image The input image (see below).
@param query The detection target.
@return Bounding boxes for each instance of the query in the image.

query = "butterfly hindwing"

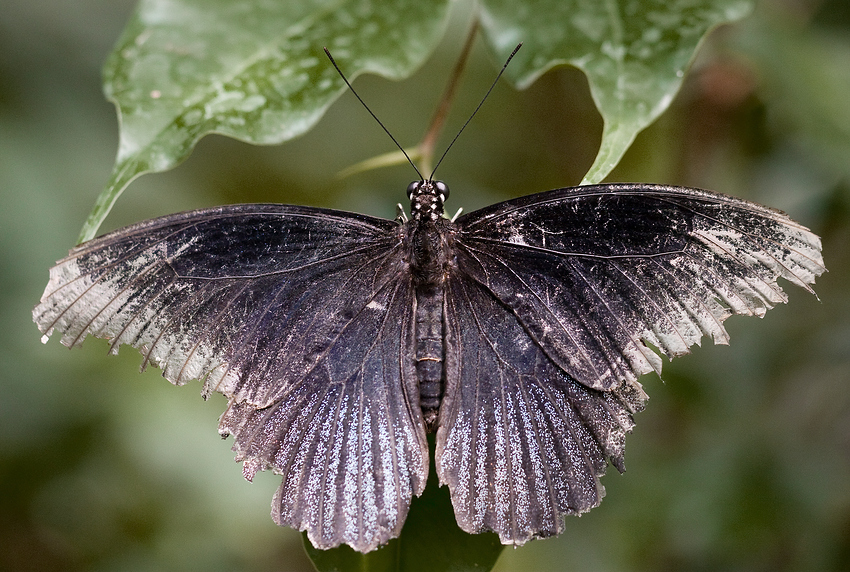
[454,184,825,393]
[219,276,427,552]
[436,271,644,545]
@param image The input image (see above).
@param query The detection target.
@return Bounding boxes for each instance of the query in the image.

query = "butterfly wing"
[34,204,428,552]
[437,183,824,544]
[437,271,645,544]
[453,183,825,394]
[219,274,424,551]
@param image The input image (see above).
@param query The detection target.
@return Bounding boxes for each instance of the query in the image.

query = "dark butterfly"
[34,179,824,552]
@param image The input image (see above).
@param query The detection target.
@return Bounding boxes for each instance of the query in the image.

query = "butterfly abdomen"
[414,286,444,432]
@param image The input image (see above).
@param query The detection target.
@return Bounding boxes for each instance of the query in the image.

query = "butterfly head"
[407,180,449,222]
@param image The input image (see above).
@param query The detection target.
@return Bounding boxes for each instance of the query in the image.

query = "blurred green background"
[2,0,849,570]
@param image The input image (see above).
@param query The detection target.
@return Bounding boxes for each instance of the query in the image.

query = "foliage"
[81,0,751,241]
[3,0,849,571]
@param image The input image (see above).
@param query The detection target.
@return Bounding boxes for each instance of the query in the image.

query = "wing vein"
[458,242,606,382]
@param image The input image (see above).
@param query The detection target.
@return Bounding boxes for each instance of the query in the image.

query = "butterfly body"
[34,183,825,552]
[407,180,453,430]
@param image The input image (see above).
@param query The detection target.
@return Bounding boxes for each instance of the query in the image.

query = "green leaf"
[81,0,452,242]
[85,0,755,242]
[305,436,503,572]
[478,0,754,184]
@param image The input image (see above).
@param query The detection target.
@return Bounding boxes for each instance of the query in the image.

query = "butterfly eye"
[407,181,421,200]
[434,181,450,201]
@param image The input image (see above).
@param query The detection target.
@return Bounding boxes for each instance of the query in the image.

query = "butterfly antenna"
[429,43,522,180]
[324,47,424,181]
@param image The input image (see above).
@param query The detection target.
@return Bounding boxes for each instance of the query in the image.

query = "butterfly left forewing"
[35,204,405,406]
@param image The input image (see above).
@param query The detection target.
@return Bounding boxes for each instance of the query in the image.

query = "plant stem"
[418,17,479,175]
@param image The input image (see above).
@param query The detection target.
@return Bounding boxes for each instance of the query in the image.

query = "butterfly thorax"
[407,180,452,431]
[407,180,451,287]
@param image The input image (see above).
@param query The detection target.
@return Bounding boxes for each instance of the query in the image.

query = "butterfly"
[34,178,824,553]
